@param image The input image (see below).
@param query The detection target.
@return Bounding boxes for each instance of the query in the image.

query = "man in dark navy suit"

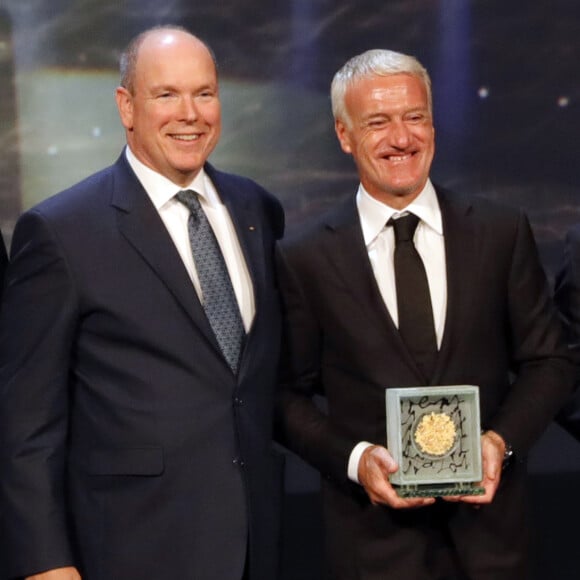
[0,26,283,580]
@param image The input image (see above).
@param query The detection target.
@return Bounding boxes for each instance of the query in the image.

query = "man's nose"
[179,96,199,121]
[389,119,411,148]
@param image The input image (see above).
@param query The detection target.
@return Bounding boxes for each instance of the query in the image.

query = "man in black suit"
[0,26,284,580]
[276,49,574,579]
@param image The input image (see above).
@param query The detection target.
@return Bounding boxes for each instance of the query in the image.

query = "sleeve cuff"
[347,441,374,483]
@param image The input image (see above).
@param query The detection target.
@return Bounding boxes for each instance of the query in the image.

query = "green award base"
[395,482,485,498]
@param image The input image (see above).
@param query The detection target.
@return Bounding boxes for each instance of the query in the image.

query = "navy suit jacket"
[277,188,574,580]
[0,153,284,580]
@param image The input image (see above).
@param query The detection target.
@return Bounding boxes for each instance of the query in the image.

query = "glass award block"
[385,385,484,498]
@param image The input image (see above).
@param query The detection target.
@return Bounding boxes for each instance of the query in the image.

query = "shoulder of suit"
[280,195,355,252]
[435,184,524,225]
[206,163,282,210]
[27,162,119,223]
[205,163,272,198]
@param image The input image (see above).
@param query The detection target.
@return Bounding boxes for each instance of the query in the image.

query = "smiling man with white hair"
[276,48,574,579]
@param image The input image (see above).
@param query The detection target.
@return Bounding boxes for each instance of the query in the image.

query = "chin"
[391,185,421,198]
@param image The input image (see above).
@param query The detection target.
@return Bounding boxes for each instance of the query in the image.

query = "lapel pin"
[249,226,255,231]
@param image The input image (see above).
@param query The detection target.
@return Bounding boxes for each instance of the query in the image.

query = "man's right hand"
[358,445,435,509]
[26,566,81,580]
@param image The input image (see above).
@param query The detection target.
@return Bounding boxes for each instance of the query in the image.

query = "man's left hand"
[444,430,505,505]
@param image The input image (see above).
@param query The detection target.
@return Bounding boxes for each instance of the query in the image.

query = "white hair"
[331,49,432,126]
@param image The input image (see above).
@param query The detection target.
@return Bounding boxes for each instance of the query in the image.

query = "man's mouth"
[171,134,200,142]
[384,152,414,162]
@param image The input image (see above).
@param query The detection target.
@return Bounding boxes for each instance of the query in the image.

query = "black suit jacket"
[554,224,580,438]
[0,154,284,580]
[277,188,573,580]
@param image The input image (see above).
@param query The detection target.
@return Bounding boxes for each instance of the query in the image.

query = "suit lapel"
[433,188,480,382]
[204,164,271,375]
[322,197,421,374]
[207,166,265,312]
[323,197,390,324]
[110,155,221,355]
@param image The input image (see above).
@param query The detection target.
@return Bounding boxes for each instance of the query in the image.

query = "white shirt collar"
[124,146,216,210]
[357,179,442,246]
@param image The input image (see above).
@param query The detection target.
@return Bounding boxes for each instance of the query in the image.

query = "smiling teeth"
[173,135,199,141]
[389,154,411,161]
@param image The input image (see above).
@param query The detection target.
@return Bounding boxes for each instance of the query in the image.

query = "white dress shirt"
[125,147,255,331]
[347,179,447,482]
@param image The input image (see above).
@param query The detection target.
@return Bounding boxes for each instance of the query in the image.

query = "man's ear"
[335,118,352,154]
[115,86,134,130]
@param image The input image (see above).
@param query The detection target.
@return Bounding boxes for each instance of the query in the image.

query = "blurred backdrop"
[1,1,579,577]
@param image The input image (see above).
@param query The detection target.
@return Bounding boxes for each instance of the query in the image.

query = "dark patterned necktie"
[176,190,245,374]
[389,213,437,380]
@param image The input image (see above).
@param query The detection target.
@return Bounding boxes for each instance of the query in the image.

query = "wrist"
[484,430,514,471]
[502,441,515,470]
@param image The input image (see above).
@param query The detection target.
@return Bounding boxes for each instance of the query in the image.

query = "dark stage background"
[1,1,580,577]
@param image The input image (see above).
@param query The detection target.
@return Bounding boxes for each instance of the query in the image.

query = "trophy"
[385,385,484,498]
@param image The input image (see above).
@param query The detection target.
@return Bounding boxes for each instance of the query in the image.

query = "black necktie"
[176,190,245,374]
[389,213,437,380]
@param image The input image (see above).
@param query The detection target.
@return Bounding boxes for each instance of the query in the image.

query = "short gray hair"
[331,49,432,126]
